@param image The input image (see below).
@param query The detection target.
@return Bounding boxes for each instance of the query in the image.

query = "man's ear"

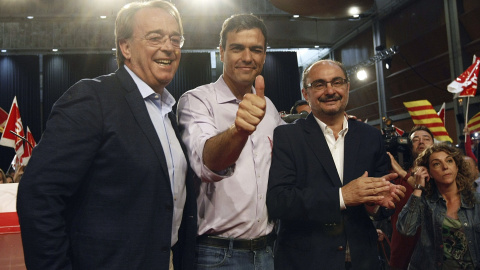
[119,39,131,61]
[219,46,225,62]
[301,89,309,103]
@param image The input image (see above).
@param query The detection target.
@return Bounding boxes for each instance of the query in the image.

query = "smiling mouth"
[237,66,255,70]
[318,96,341,103]
[155,59,173,65]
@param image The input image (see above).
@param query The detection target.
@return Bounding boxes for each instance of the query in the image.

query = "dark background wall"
[2,0,480,173]
[335,0,480,140]
[0,51,300,172]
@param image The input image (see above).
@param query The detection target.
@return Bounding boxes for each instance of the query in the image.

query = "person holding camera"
[397,143,480,269]
[386,125,434,270]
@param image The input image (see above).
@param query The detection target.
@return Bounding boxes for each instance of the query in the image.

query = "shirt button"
[154,94,159,99]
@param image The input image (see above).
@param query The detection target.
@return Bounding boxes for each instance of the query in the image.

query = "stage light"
[356,69,367,80]
[346,45,398,76]
[27,16,34,19]
[293,15,299,18]
[1,50,6,53]
[385,58,392,70]
[52,48,58,52]
[100,16,107,19]
[348,7,360,17]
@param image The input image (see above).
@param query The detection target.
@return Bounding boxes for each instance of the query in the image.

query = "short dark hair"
[219,14,267,50]
[290,100,308,114]
[408,125,434,149]
[302,59,349,89]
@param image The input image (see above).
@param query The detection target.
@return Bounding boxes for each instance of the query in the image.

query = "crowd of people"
[0,167,22,184]
[6,1,479,269]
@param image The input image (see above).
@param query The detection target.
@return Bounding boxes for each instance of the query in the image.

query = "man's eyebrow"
[249,45,265,50]
[228,43,245,48]
[145,29,181,36]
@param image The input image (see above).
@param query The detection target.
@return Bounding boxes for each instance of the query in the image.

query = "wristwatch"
[414,184,425,191]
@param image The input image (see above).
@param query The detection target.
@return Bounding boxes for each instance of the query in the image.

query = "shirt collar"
[313,115,349,136]
[215,75,256,104]
[124,65,176,110]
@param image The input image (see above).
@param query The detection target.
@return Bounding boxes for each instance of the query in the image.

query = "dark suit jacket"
[266,114,389,270]
[17,66,197,270]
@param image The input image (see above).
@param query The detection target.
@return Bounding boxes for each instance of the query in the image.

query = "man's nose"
[241,50,253,62]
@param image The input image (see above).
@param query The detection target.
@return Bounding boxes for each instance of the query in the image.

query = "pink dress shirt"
[177,76,284,239]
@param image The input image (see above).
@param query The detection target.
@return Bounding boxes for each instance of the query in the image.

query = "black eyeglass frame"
[306,77,349,90]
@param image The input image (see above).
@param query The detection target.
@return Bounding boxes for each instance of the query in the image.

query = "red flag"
[447,55,479,97]
[20,126,36,165]
[0,97,25,158]
[437,102,445,125]
[394,126,405,136]
[0,107,8,133]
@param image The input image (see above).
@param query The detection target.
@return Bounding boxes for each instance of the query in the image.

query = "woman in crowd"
[0,168,6,183]
[397,144,480,269]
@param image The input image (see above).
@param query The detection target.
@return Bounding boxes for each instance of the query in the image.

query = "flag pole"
[465,96,470,143]
[9,130,34,148]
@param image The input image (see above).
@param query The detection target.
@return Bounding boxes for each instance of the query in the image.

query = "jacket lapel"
[343,120,360,185]
[303,114,343,187]
[116,67,171,183]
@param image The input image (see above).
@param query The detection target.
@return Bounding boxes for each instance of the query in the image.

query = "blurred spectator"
[387,125,434,270]
[13,165,25,183]
[464,126,479,163]
[464,156,480,193]
[289,99,311,114]
[0,169,6,183]
[5,175,14,183]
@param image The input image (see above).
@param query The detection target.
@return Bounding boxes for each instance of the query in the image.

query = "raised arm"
[203,76,266,171]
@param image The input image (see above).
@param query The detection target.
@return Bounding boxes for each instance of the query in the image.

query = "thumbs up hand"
[254,75,265,98]
[234,75,267,135]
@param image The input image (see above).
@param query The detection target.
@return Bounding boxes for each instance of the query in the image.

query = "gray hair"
[115,0,183,67]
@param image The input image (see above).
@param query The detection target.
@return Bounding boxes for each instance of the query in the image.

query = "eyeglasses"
[306,78,348,91]
[143,33,185,48]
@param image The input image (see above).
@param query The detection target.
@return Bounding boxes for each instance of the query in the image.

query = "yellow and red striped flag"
[403,100,453,142]
[467,112,480,133]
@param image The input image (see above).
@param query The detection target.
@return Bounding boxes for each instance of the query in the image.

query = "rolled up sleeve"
[177,90,234,183]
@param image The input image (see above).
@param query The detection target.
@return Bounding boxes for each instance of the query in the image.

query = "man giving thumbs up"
[177,14,284,270]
